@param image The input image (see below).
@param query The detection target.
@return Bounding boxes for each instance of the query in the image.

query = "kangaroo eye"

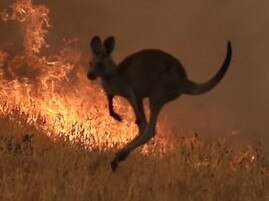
[98,63,104,68]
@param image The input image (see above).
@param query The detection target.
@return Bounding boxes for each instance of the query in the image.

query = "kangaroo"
[87,36,232,171]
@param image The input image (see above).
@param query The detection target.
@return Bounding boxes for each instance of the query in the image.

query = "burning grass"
[0,107,268,201]
[0,0,173,150]
[0,1,269,200]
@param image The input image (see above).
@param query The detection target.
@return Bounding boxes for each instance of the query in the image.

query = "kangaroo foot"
[110,150,130,172]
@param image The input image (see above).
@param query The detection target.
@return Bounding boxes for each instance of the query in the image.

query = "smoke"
[1,0,269,143]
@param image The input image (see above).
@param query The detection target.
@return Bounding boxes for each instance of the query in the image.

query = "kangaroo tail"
[184,41,232,95]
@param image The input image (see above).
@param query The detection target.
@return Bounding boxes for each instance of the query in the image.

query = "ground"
[0,111,268,201]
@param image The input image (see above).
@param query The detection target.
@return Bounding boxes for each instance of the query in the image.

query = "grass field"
[0,110,268,201]
[1,1,268,200]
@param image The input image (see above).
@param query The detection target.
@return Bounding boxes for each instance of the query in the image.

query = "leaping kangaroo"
[87,36,232,171]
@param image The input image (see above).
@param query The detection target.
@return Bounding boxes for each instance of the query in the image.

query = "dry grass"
[0,111,268,201]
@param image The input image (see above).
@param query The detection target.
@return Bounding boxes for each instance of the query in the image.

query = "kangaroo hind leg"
[135,97,147,135]
[110,97,163,172]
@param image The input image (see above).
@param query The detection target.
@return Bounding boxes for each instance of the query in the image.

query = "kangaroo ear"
[90,36,102,55]
[103,36,115,55]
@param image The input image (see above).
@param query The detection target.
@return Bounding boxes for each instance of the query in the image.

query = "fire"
[1,0,50,54]
[0,0,172,150]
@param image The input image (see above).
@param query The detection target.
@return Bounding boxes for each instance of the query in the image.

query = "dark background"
[1,0,268,142]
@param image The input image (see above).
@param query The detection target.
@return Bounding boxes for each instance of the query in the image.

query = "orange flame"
[1,0,50,54]
[0,0,173,150]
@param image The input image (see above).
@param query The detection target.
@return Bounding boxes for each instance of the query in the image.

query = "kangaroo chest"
[102,77,128,97]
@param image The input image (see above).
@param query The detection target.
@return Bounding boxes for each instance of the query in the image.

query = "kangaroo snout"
[88,35,232,172]
[87,71,97,80]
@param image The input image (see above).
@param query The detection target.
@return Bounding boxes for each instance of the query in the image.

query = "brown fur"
[87,36,232,171]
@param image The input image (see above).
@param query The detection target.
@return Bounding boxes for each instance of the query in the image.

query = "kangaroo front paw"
[111,112,122,122]
[135,118,140,125]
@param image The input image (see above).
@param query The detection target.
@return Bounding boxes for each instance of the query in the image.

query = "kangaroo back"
[88,36,233,171]
[184,41,232,95]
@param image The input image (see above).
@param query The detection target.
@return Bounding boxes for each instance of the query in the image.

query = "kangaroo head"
[88,36,116,80]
